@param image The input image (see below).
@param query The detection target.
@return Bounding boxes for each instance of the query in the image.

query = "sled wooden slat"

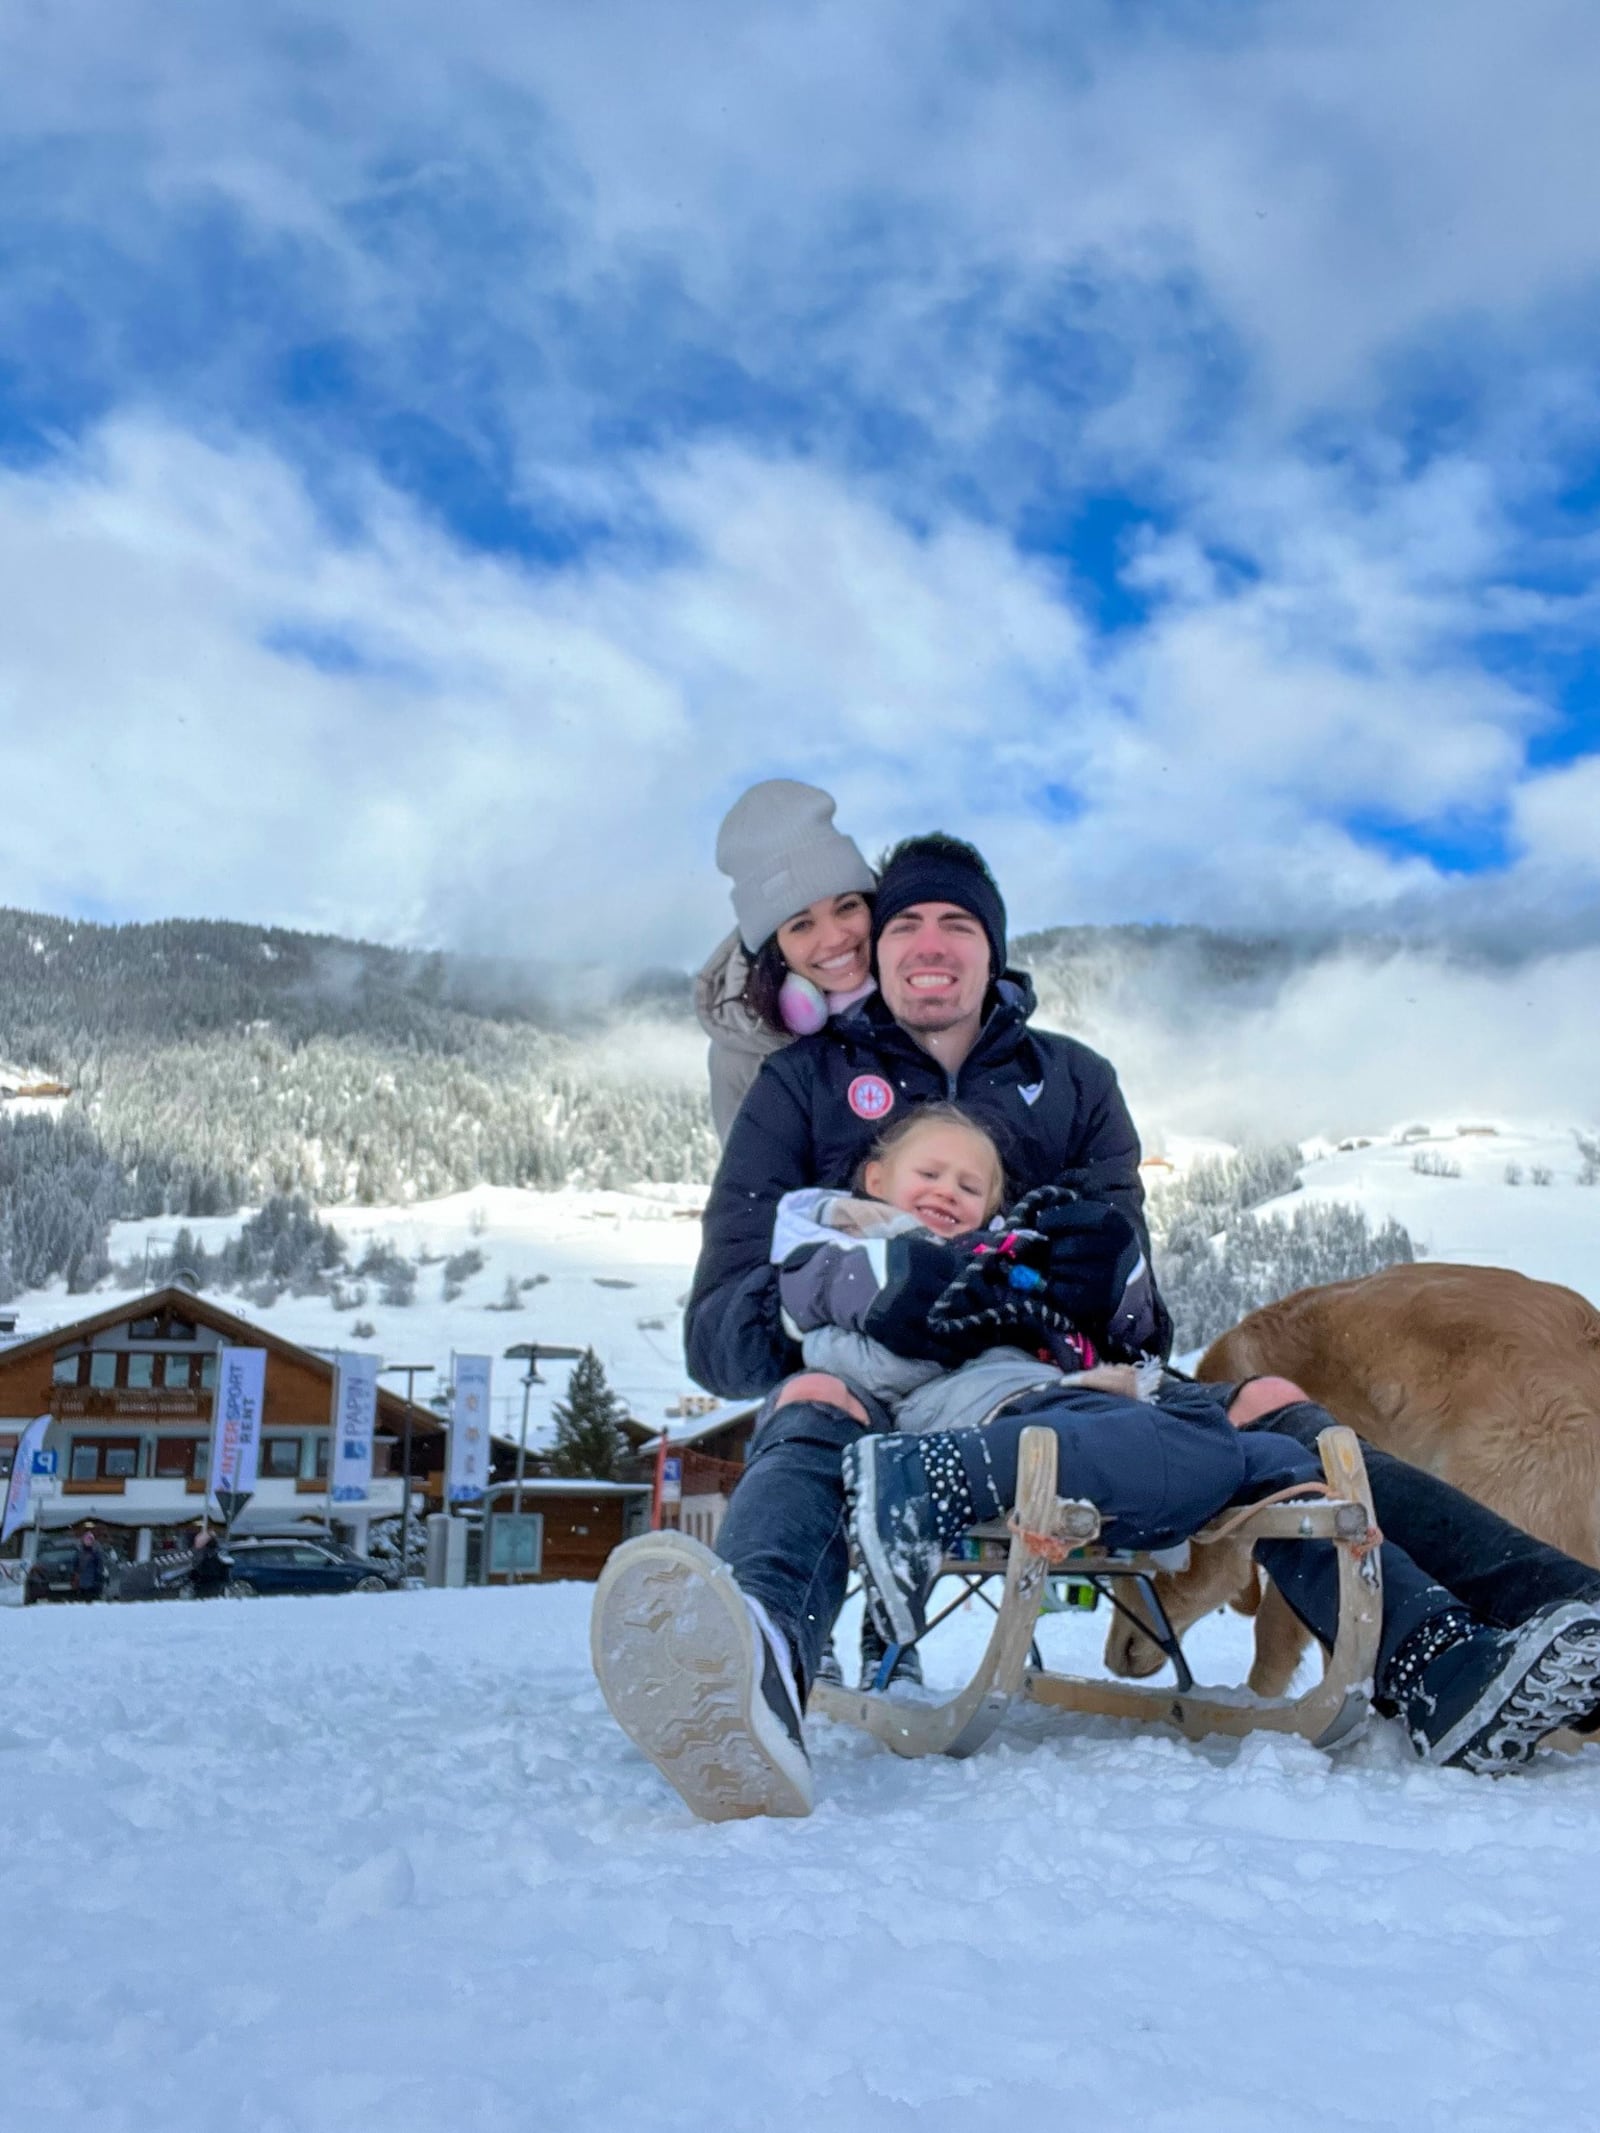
[812,1423,1383,1759]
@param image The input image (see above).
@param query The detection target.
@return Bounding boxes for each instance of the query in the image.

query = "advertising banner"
[208,1346,268,1501]
[1,1415,51,1545]
[330,1351,381,1503]
[448,1353,492,1505]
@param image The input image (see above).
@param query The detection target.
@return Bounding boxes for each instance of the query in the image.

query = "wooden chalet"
[0,1287,458,1562]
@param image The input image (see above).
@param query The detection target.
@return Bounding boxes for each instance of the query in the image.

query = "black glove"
[1003,1186,1148,1347]
[928,1227,1099,1364]
[858,1232,992,1361]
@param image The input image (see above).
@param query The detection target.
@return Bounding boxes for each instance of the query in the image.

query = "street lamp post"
[378,1362,435,1577]
[502,1343,585,1587]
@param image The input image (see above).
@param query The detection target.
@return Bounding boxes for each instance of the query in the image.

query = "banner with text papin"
[448,1353,492,1506]
[208,1347,268,1505]
[331,1352,381,1503]
[1,1415,51,1545]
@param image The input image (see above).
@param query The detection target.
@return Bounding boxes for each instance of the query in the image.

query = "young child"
[771,1102,1127,1447]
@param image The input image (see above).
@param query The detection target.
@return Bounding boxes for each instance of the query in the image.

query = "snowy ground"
[9,1578,1600,2132]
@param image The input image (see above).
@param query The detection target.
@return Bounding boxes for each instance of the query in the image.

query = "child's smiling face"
[861,1119,1002,1237]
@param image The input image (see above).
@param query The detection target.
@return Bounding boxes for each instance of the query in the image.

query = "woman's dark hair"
[740,934,792,1036]
[739,891,875,1037]
[854,1101,1007,1218]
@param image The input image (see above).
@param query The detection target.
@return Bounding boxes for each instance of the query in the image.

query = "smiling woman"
[694,780,877,1141]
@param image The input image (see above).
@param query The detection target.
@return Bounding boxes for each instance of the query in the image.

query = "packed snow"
[7,1115,1600,2125]
[9,1578,1600,2130]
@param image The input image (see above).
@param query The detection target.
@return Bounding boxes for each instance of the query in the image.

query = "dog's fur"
[1102,1262,1600,1693]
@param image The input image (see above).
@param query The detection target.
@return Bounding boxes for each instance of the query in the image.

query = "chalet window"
[88,1353,117,1390]
[314,1435,330,1478]
[161,1354,193,1390]
[262,1437,301,1479]
[154,1438,199,1477]
[129,1315,163,1339]
[53,1354,83,1385]
[193,1438,210,1481]
[69,1437,141,1480]
[126,1354,156,1390]
[199,1355,218,1391]
[167,1317,197,1342]
[0,1444,14,1480]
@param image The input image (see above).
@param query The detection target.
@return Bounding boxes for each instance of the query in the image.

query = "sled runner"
[809,1423,1382,1760]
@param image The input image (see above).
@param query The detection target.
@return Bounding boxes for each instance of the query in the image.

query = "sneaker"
[841,1434,947,1649]
[857,1612,926,1694]
[813,1636,845,1689]
[1392,1600,1600,1772]
[590,1532,813,1821]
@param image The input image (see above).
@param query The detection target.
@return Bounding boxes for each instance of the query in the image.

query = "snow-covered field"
[8,1185,711,1452]
[9,1578,1600,2132]
[1272,1121,1600,1303]
[6,1118,1596,1453]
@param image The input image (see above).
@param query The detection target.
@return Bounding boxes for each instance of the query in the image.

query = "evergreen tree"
[549,1350,631,1480]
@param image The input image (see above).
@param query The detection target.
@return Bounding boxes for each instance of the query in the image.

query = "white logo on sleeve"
[1018,1081,1044,1107]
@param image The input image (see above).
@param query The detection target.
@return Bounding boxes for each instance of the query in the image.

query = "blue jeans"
[1244,1399,1600,1626]
[715,1389,884,1692]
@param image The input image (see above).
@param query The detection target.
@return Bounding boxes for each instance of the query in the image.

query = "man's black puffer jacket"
[684,975,1171,1397]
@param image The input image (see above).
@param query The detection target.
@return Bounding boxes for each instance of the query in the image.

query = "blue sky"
[1,0,1598,963]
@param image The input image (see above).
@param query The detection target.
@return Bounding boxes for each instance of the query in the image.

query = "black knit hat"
[871,835,1007,978]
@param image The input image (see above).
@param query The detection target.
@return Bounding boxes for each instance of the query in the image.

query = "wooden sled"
[809,1423,1382,1760]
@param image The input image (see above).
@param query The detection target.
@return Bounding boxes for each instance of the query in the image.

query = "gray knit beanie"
[715,779,875,952]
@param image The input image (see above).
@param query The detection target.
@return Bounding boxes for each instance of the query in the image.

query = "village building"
[0,1286,753,1587]
[0,1286,448,1563]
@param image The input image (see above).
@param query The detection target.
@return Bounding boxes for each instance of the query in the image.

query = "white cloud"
[1055,945,1600,1148]
[0,2,1598,961]
[1,416,1593,963]
[1511,758,1600,881]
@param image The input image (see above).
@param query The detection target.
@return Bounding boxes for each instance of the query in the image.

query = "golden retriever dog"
[1103,1261,1600,1694]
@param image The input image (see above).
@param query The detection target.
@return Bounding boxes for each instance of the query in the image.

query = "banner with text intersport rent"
[448,1354,492,1505]
[331,1352,382,1504]
[208,1347,268,1502]
[1,1415,51,1545]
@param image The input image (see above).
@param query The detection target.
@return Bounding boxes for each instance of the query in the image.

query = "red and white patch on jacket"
[846,1073,895,1121]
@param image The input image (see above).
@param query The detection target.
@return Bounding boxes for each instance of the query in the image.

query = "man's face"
[876,902,991,1038]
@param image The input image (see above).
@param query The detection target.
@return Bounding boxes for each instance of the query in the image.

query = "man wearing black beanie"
[868,832,1009,1073]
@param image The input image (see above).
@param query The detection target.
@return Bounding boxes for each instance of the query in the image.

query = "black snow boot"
[1384,1600,1600,1772]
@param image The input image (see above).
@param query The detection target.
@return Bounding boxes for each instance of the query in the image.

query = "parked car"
[223,1538,400,1597]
